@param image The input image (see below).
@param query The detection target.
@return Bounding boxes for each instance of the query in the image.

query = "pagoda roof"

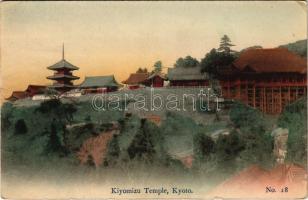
[80,75,121,88]
[47,59,79,71]
[47,74,80,80]
[233,48,307,74]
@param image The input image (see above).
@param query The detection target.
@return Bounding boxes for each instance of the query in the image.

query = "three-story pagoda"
[47,45,80,92]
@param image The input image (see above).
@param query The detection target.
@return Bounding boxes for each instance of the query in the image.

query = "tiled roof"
[147,72,166,80]
[6,91,29,101]
[80,75,120,88]
[167,66,208,80]
[234,48,307,74]
[47,74,80,80]
[25,85,46,92]
[47,59,79,70]
[122,73,149,84]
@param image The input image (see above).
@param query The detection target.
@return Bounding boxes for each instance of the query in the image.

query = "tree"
[218,35,236,54]
[105,134,121,166]
[229,102,265,130]
[127,119,156,163]
[278,98,307,166]
[136,68,148,73]
[35,99,77,153]
[1,102,13,132]
[215,132,245,173]
[14,119,28,135]
[193,132,215,160]
[200,48,236,78]
[46,119,63,153]
[153,61,162,73]
[174,56,199,68]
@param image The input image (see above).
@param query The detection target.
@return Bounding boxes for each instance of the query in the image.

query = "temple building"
[47,45,80,92]
[79,75,121,93]
[6,91,29,101]
[147,72,166,87]
[25,85,46,97]
[167,66,209,87]
[123,72,165,89]
[218,48,307,114]
[122,73,150,89]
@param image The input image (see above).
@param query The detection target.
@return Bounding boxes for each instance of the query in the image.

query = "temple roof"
[49,83,75,88]
[167,66,208,81]
[233,48,307,74]
[47,74,80,80]
[6,91,29,101]
[25,85,46,92]
[122,73,150,85]
[80,75,121,88]
[147,72,166,80]
[47,59,79,71]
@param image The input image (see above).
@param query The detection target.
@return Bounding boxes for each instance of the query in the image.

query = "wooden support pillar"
[228,80,230,98]
[295,86,298,99]
[271,87,274,114]
[263,87,266,113]
[253,84,256,108]
[279,86,282,113]
[288,86,291,103]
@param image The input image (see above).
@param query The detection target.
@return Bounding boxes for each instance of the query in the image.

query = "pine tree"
[127,119,156,162]
[153,61,162,73]
[47,119,63,153]
[218,35,235,54]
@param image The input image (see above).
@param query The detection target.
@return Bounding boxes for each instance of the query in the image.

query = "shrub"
[229,102,265,129]
[193,132,215,160]
[14,119,28,135]
[278,98,307,166]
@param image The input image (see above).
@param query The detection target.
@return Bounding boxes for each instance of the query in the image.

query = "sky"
[1,1,307,100]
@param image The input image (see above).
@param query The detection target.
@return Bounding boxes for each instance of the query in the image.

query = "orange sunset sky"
[1,1,306,101]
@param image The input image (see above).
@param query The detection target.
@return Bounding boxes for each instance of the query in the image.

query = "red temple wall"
[220,73,307,114]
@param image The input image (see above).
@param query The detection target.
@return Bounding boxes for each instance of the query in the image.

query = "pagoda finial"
[62,43,65,60]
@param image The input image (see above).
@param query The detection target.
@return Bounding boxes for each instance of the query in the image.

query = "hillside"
[279,39,307,57]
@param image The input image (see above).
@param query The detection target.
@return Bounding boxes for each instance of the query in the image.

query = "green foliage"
[127,119,156,162]
[153,60,162,73]
[218,34,236,53]
[279,39,307,58]
[229,102,265,130]
[36,99,77,124]
[278,98,307,165]
[45,119,63,154]
[238,129,274,169]
[14,119,28,135]
[174,56,199,68]
[215,132,245,173]
[193,132,215,160]
[229,102,274,169]
[1,102,13,132]
[200,48,236,77]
